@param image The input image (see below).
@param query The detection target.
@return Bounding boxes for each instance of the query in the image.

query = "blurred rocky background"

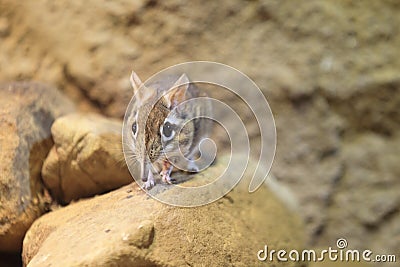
[0,0,399,266]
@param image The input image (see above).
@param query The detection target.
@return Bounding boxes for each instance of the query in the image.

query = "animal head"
[127,71,196,181]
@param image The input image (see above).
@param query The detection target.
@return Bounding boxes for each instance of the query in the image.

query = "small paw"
[160,161,174,184]
[143,179,155,190]
[142,169,155,190]
[161,172,175,184]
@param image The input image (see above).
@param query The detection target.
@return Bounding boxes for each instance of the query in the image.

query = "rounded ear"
[130,70,155,103]
[164,73,189,109]
[130,71,143,94]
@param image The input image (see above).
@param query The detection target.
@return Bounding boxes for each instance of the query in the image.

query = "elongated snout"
[140,160,147,182]
[139,145,148,181]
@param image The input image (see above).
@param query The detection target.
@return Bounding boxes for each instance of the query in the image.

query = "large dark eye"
[132,122,137,136]
[161,121,176,141]
[162,122,173,137]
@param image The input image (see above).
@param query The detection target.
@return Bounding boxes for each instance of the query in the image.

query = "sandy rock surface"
[42,113,132,204]
[0,82,74,252]
[23,156,305,267]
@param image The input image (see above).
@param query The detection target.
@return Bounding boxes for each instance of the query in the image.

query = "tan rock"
[2,0,400,257]
[0,82,75,252]
[42,113,132,204]
[23,156,305,267]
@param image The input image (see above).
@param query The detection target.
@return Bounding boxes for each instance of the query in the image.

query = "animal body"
[125,71,212,189]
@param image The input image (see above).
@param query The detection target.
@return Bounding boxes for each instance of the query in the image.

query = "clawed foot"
[143,179,155,190]
[161,171,175,184]
[161,161,174,184]
[142,161,176,189]
[142,169,155,190]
